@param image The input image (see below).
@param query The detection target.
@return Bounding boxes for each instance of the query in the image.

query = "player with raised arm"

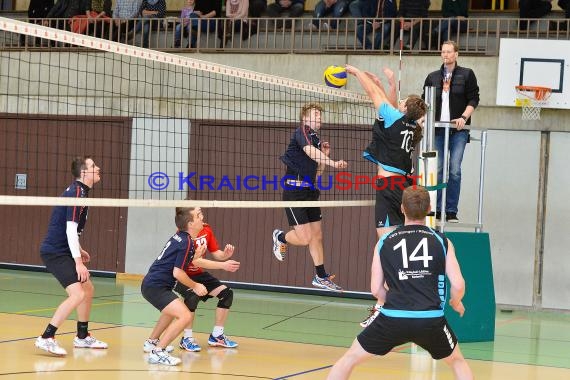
[346,64,427,327]
[272,102,348,291]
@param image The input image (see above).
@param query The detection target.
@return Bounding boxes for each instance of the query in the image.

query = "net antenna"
[514,85,552,121]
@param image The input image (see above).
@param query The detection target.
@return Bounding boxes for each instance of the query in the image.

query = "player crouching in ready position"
[143,207,240,353]
[141,207,209,365]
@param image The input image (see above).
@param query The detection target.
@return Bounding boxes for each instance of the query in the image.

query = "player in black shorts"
[142,208,240,352]
[35,156,107,356]
[327,187,473,380]
[141,207,208,365]
[346,64,427,327]
[271,102,348,291]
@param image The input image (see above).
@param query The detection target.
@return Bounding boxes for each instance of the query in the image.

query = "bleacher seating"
[1,10,568,54]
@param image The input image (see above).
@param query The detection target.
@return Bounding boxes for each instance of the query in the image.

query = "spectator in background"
[132,0,166,48]
[355,0,397,50]
[220,0,250,46]
[349,0,371,26]
[519,0,552,30]
[190,0,223,48]
[68,0,111,38]
[266,0,305,29]
[309,0,350,31]
[174,0,198,48]
[551,0,568,30]
[21,0,54,46]
[44,0,91,30]
[113,0,144,41]
[398,0,430,50]
[431,0,468,49]
[249,0,267,35]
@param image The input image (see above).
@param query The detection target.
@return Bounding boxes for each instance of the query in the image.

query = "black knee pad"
[216,287,233,309]
[184,291,201,312]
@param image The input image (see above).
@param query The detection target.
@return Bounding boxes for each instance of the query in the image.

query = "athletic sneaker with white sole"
[312,274,343,291]
[272,229,287,261]
[208,334,238,348]
[148,349,181,365]
[73,334,108,349]
[143,339,174,353]
[35,336,67,356]
[179,336,201,352]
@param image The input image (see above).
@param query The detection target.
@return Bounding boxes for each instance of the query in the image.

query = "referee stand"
[419,86,495,342]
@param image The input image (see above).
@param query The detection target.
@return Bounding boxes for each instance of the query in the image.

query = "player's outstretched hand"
[344,64,359,76]
[222,260,240,272]
[450,299,465,317]
[193,283,208,296]
[223,244,235,258]
[383,67,395,82]
[334,160,348,169]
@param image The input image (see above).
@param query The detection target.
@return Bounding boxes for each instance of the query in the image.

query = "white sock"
[212,326,224,337]
[184,329,193,338]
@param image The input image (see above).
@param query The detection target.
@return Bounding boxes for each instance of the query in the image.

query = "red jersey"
[185,223,219,276]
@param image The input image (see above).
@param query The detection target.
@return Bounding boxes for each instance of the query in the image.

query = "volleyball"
[324,65,348,88]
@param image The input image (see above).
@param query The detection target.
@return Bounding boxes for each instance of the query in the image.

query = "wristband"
[460,115,468,121]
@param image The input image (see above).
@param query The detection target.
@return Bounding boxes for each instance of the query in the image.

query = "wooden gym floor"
[1,269,569,379]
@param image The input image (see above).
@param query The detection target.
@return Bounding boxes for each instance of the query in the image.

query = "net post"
[476,130,488,233]
[420,86,438,228]
[423,86,436,152]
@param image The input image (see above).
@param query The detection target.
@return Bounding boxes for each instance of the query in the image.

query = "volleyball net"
[0,17,383,208]
[1,17,399,291]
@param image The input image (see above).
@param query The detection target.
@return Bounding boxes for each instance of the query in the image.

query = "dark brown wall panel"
[188,121,378,292]
[0,114,131,272]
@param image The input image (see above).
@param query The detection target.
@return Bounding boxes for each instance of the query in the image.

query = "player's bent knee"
[184,291,200,312]
[216,287,233,309]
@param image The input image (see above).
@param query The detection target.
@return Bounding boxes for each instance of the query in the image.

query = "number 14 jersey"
[378,225,449,317]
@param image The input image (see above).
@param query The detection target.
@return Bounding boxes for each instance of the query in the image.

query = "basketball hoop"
[515,85,552,120]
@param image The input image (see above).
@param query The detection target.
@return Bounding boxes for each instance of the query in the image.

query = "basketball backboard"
[496,38,570,109]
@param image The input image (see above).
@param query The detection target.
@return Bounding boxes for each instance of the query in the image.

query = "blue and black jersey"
[281,125,321,185]
[143,231,196,289]
[378,225,449,318]
[40,180,90,255]
[363,103,418,175]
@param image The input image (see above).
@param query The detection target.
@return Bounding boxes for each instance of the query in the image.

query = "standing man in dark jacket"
[21,0,54,46]
[398,0,430,49]
[422,40,480,223]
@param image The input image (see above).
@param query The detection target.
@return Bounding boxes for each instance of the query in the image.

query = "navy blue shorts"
[41,252,80,288]
[141,282,178,311]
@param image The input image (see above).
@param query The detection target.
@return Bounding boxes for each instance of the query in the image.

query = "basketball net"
[515,86,552,120]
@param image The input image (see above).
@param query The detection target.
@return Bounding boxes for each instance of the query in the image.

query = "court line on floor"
[262,302,332,330]
[273,364,332,379]
[0,325,122,344]
[0,369,273,378]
